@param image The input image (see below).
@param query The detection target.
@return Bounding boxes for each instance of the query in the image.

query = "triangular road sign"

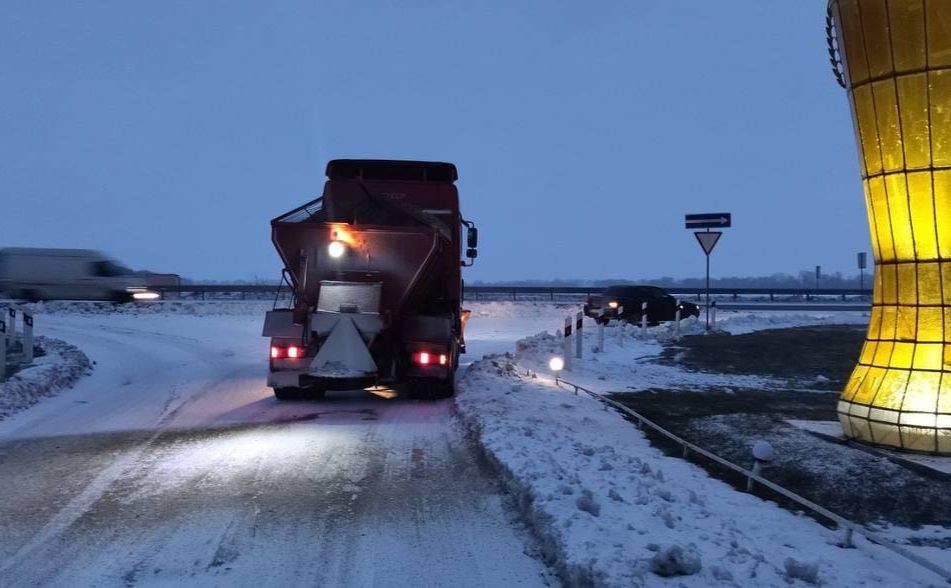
[694,231,722,255]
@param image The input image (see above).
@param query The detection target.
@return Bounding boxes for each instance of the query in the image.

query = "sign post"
[857,252,867,291]
[816,265,822,290]
[686,213,731,331]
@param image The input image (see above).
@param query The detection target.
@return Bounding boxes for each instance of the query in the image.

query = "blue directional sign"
[685,212,731,229]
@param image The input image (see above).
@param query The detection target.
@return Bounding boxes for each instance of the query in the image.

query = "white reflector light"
[328,240,346,258]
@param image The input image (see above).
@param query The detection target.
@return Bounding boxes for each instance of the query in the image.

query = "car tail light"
[417,352,431,365]
[439,354,447,365]
[287,346,301,359]
[270,346,282,359]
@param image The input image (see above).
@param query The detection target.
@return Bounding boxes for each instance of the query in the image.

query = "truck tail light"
[413,351,449,367]
[271,345,303,359]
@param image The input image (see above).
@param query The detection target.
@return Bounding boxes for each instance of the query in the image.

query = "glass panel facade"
[832,0,951,453]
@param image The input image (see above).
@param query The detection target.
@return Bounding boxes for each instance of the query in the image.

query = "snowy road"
[0,305,564,586]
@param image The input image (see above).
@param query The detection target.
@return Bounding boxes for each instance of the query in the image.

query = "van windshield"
[93,261,133,277]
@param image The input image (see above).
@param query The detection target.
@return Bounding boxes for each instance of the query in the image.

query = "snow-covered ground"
[0,336,92,420]
[5,301,944,586]
[456,306,951,586]
[513,309,869,395]
[0,301,563,586]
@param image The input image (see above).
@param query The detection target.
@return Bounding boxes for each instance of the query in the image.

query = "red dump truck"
[263,159,478,400]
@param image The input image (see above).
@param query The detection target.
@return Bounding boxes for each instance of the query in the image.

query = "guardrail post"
[711,301,717,329]
[23,313,33,364]
[563,316,572,370]
[674,300,681,339]
[640,302,648,339]
[0,320,6,380]
[575,311,583,359]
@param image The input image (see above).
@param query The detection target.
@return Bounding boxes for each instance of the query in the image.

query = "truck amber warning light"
[829,0,951,454]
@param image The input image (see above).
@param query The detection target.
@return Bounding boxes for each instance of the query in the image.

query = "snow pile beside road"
[0,337,92,420]
[456,352,933,587]
[25,300,275,316]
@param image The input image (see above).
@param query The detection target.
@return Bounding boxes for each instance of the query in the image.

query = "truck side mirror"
[466,248,478,259]
[467,227,478,248]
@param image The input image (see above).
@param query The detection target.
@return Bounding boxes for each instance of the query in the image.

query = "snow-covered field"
[3,301,945,586]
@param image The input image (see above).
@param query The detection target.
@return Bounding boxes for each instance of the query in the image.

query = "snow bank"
[24,300,275,316]
[456,352,936,586]
[0,337,92,420]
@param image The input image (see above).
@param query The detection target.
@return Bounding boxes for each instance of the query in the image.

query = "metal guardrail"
[151,284,873,302]
[553,376,951,584]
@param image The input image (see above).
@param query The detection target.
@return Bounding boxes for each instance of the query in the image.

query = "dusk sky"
[1,1,864,282]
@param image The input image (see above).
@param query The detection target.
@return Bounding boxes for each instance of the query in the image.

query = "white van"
[0,248,155,302]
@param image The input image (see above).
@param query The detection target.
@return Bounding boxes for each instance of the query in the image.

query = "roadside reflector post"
[747,460,762,492]
[674,300,681,339]
[0,319,6,380]
[7,308,15,345]
[640,302,648,339]
[843,528,855,549]
[748,441,774,492]
[23,313,33,364]
[563,316,572,371]
[575,311,583,359]
[711,301,717,330]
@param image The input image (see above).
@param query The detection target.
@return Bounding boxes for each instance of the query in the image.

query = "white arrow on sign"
[686,216,729,226]
[695,231,722,255]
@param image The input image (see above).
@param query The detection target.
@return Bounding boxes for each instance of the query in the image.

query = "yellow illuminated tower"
[829,1,951,453]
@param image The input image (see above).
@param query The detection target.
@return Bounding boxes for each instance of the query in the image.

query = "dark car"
[583,285,700,326]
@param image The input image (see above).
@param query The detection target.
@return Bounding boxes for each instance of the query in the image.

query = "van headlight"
[126,287,160,300]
